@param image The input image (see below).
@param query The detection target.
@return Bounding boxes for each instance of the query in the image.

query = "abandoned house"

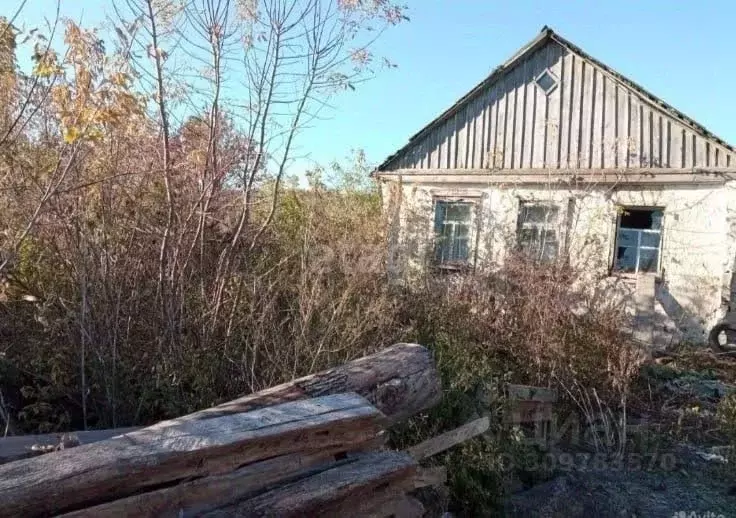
[374,26,736,346]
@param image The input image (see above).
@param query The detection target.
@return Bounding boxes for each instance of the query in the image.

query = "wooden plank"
[0,393,385,518]
[506,384,558,403]
[603,76,616,168]
[545,43,562,169]
[494,76,507,169]
[412,466,448,489]
[558,49,572,169]
[616,85,628,168]
[368,495,425,518]
[406,417,489,461]
[201,451,417,517]
[531,48,547,168]
[507,401,554,424]
[567,53,583,168]
[320,476,425,518]
[59,440,385,518]
[512,53,528,169]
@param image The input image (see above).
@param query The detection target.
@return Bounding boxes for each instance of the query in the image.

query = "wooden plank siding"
[379,37,735,173]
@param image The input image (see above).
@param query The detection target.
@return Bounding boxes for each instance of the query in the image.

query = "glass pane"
[518,226,558,262]
[641,231,661,248]
[437,222,452,240]
[615,246,637,272]
[518,228,540,247]
[520,204,558,224]
[455,223,469,238]
[541,229,557,244]
[541,240,559,262]
[446,203,471,222]
[452,238,469,261]
[650,211,663,231]
[639,248,659,272]
[536,71,557,93]
[434,202,447,232]
[617,229,638,248]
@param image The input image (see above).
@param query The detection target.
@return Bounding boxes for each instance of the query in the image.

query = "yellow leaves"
[62,126,80,144]
[45,21,147,146]
[110,72,131,88]
[31,48,62,78]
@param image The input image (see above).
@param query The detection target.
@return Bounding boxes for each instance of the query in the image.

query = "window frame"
[516,200,562,263]
[611,206,664,275]
[535,68,559,95]
[432,197,479,269]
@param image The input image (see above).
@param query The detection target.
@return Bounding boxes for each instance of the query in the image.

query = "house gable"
[377,27,735,174]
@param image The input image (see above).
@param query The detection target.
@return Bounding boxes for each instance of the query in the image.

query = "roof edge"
[547,32,735,156]
[375,26,735,174]
[375,26,554,172]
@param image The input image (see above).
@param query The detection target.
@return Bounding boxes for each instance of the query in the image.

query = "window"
[535,69,558,95]
[516,202,560,262]
[434,200,473,265]
[613,208,663,274]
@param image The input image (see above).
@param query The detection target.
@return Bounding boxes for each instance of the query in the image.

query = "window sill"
[609,271,661,282]
[433,262,473,273]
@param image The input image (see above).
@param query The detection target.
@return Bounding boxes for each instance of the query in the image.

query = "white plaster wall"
[382,178,735,342]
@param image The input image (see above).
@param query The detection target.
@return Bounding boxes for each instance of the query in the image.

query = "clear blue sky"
[14,0,736,173]
[310,0,736,170]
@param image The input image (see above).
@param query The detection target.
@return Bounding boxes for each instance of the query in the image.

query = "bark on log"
[0,393,384,518]
[201,451,417,518]
[0,343,440,465]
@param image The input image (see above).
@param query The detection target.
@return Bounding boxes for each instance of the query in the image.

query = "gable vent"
[535,69,558,94]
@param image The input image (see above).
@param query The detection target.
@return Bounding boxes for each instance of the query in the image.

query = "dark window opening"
[619,209,663,230]
[613,208,663,274]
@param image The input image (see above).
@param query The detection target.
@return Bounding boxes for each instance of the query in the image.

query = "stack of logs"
[0,343,487,517]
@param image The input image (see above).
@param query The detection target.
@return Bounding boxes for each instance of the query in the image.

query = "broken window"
[613,208,663,274]
[434,200,473,265]
[516,202,560,262]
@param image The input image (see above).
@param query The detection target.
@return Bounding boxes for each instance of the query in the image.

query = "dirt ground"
[505,348,736,518]
[505,449,735,517]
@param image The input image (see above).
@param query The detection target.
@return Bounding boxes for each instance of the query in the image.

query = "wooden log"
[0,393,384,518]
[0,343,441,465]
[58,438,386,518]
[201,451,417,517]
[407,417,490,461]
[374,495,426,518]
[184,343,441,425]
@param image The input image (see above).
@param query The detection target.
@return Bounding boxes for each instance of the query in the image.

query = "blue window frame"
[434,201,473,265]
[613,208,663,273]
[516,202,560,263]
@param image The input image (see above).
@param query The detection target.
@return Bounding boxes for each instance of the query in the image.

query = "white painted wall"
[381,179,736,343]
